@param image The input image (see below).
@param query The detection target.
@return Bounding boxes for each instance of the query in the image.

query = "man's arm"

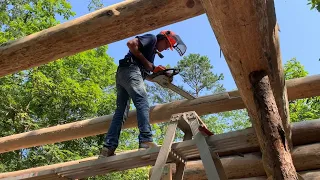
[127,38,154,71]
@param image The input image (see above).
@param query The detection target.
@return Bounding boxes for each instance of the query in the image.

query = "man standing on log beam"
[99,30,187,157]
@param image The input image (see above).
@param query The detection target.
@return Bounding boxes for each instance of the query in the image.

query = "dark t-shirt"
[124,34,157,71]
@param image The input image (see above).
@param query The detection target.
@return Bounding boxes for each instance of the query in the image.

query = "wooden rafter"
[1,143,319,179]
[0,0,204,77]
[169,143,320,179]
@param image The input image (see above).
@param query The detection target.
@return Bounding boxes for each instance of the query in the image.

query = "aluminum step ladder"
[150,111,228,180]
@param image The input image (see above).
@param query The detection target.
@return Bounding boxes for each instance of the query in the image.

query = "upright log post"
[250,71,297,179]
[199,0,297,178]
[265,0,292,150]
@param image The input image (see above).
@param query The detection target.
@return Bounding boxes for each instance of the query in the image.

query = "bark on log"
[170,143,320,179]
[250,71,297,179]
[0,75,319,153]
[0,0,204,77]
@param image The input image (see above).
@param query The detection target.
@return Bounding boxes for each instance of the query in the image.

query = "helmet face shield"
[160,30,187,56]
[172,35,186,56]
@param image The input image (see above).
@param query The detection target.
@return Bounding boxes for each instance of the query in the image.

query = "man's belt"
[119,57,138,66]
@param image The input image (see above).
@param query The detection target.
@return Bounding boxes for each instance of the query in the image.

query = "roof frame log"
[230,169,320,180]
[200,0,296,178]
[171,143,320,179]
[0,75,319,153]
[0,0,204,77]
[1,142,318,179]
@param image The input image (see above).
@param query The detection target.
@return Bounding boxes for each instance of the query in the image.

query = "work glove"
[153,65,166,73]
[153,65,173,83]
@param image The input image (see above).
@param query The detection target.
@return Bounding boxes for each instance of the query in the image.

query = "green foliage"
[0,0,75,43]
[91,167,150,180]
[284,58,320,122]
[0,0,119,176]
[176,53,224,97]
[216,110,251,133]
[0,45,117,172]
[284,58,308,80]
[308,0,320,12]
[88,0,104,11]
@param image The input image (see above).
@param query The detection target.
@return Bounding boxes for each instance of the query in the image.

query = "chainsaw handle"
[149,68,180,78]
[164,68,180,77]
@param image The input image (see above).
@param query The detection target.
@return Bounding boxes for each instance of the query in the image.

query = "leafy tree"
[88,0,104,12]
[308,0,320,12]
[0,0,75,43]
[176,53,224,97]
[0,45,118,171]
[284,58,308,79]
[284,58,320,122]
[0,0,119,177]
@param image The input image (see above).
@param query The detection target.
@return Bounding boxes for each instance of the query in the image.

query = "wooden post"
[199,0,299,178]
[265,0,292,151]
[250,71,297,179]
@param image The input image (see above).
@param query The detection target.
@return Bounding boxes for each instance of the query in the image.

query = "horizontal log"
[171,143,320,179]
[0,0,204,77]
[2,142,318,179]
[230,170,320,180]
[206,119,320,157]
[0,75,319,153]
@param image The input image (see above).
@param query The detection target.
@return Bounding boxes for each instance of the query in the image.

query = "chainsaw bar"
[151,75,196,100]
[166,82,195,100]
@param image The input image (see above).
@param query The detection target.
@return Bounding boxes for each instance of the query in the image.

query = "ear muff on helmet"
[156,34,166,40]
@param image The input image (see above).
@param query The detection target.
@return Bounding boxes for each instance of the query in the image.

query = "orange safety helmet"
[158,30,187,56]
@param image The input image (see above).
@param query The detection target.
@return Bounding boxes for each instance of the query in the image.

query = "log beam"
[170,143,320,179]
[200,0,295,178]
[0,75,319,153]
[2,143,319,179]
[230,170,320,180]
[0,0,204,77]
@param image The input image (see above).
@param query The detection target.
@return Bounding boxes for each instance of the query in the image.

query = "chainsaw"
[147,68,196,100]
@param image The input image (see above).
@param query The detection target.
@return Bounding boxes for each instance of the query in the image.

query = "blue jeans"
[104,64,153,150]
